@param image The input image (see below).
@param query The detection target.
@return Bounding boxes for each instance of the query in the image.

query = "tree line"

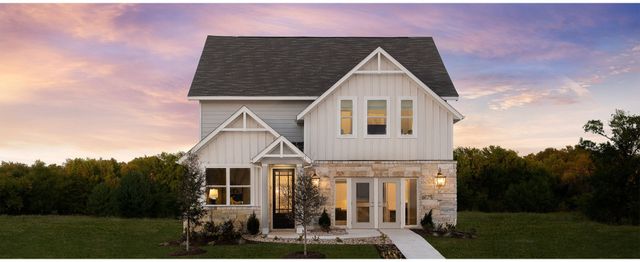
[0,110,637,224]
[0,153,184,218]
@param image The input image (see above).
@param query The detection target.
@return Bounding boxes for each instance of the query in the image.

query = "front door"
[273,168,295,229]
[378,178,401,228]
[351,178,374,228]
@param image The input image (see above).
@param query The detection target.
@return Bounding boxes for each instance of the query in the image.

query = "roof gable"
[251,136,311,163]
[188,36,458,98]
[296,47,464,121]
[181,106,280,161]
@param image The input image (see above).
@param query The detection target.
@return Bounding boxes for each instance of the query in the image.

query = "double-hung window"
[398,97,416,138]
[338,97,356,138]
[205,167,251,205]
[366,97,389,137]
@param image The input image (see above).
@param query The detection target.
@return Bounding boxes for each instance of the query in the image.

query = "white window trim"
[337,96,357,139]
[364,96,391,138]
[397,96,417,138]
[204,165,254,207]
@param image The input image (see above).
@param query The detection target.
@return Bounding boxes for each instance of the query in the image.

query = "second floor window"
[367,98,388,136]
[340,99,354,136]
[400,98,415,137]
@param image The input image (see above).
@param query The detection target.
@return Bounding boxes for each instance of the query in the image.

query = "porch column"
[295,164,304,234]
[261,163,269,234]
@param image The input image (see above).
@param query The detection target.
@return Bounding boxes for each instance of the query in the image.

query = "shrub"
[318,208,331,232]
[87,183,117,216]
[420,210,434,231]
[220,219,240,242]
[247,211,260,235]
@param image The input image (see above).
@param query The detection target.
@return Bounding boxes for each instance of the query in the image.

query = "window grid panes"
[205,168,251,206]
[400,100,414,136]
[367,99,387,135]
[340,100,353,135]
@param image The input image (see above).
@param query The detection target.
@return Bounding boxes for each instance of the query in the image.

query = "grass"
[426,212,640,258]
[0,215,379,258]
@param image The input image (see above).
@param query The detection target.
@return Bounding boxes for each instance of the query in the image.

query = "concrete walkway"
[380,229,445,259]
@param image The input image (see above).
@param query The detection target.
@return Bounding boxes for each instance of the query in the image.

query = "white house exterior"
[184,36,463,234]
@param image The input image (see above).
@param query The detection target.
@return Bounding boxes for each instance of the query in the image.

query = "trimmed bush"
[247,211,260,235]
[318,208,331,232]
[420,209,434,231]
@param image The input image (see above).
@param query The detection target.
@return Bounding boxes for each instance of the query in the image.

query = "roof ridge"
[207,35,433,39]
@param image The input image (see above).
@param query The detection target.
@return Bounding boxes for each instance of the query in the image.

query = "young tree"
[179,153,206,251]
[284,167,326,257]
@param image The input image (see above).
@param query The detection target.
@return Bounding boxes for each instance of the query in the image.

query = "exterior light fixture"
[311,173,320,187]
[435,168,446,189]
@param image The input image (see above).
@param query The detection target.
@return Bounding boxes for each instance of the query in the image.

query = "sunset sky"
[1,4,639,164]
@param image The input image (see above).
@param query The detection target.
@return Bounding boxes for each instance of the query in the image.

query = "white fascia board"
[377,48,464,121]
[442,96,459,101]
[296,48,382,120]
[296,47,464,121]
[188,96,318,101]
[179,105,281,163]
[252,136,312,164]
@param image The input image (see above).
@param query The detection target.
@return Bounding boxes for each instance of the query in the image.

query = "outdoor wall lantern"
[435,168,446,189]
[311,173,320,187]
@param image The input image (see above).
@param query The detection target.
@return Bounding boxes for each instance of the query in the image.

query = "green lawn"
[427,212,640,258]
[0,216,379,258]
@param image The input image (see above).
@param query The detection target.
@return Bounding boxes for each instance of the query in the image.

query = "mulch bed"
[375,244,405,259]
[168,247,206,256]
[283,251,326,259]
[411,228,477,239]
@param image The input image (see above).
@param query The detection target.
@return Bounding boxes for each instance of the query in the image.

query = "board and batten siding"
[200,100,311,142]
[197,131,276,165]
[303,74,454,161]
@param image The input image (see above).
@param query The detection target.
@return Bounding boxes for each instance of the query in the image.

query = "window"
[398,98,416,137]
[366,98,389,136]
[335,180,347,225]
[338,97,356,137]
[205,167,251,205]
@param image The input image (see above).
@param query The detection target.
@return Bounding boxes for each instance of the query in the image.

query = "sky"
[0,4,639,164]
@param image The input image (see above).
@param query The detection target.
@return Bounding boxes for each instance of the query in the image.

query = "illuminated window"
[206,167,251,205]
[399,98,416,137]
[366,98,388,136]
[335,180,347,225]
[338,98,356,137]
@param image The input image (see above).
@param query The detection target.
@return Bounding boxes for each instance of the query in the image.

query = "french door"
[351,178,374,228]
[378,178,401,228]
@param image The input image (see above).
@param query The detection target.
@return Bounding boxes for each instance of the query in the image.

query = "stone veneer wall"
[309,160,457,227]
[190,207,260,231]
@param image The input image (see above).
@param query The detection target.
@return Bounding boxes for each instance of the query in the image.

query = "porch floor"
[267,229,380,240]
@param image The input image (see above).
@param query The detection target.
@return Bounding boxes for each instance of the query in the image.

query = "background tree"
[178,153,205,252]
[580,109,640,224]
[284,167,327,257]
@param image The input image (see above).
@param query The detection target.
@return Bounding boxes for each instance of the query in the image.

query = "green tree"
[115,171,155,218]
[179,153,205,252]
[580,109,640,224]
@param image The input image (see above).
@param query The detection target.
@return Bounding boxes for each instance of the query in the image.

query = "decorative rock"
[207,241,216,246]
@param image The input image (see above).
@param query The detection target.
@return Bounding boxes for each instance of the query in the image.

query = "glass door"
[272,168,295,229]
[378,178,401,228]
[351,178,374,228]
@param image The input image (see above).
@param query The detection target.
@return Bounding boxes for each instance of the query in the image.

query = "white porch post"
[261,163,269,234]
[295,163,304,234]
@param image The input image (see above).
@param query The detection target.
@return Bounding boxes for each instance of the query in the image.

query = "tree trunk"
[303,225,307,257]
[186,219,190,251]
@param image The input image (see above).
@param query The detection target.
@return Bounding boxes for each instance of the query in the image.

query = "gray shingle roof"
[188,36,458,98]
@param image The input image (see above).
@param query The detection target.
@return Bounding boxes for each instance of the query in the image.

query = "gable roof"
[179,105,279,162]
[297,47,464,121]
[251,136,312,164]
[188,36,459,98]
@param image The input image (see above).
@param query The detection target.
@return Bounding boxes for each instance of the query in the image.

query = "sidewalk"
[379,229,445,259]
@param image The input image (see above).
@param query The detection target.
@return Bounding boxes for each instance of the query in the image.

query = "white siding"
[303,74,454,161]
[197,130,277,165]
[201,100,311,142]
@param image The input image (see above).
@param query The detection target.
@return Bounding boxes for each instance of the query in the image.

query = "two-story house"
[184,36,463,234]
